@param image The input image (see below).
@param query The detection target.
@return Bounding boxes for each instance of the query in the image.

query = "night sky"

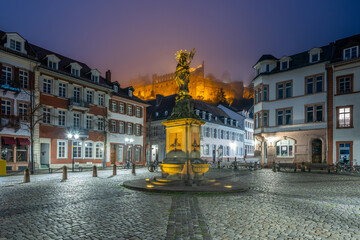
[1,0,360,86]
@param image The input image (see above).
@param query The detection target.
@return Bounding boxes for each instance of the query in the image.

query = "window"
[73,141,82,158]
[111,120,117,132]
[281,61,288,70]
[119,103,125,113]
[48,61,58,70]
[265,64,270,72]
[19,103,28,121]
[306,77,314,94]
[111,101,117,112]
[263,111,268,127]
[263,86,268,101]
[97,118,104,131]
[73,113,80,128]
[343,46,358,60]
[127,105,133,115]
[255,89,258,104]
[74,87,80,103]
[19,70,28,89]
[258,88,262,103]
[208,114,212,121]
[86,115,92,129]
[226,146,230,156]
[315,75,323,93]
[57,141,67,158]
[205,127,210,138]
[86,90,93,104]
[85,142,93,158]
[311,53,319,63]
[95,143,104,158]
[58,110,66,126]
[276,140,294,157]
[277,110,283,126]
[98,94,104,106]
[226,131,230,140]
[1,100,11,116]
[43,79,52,94]
[136,107,141,117]
[285,82,292,98]
[1,66,12,85]
[127,123,133,135]
[337,75,352,94]
[337,106,352,128]
[204,144,209,155]
[91,75,99,83]
[285,109,292,125]
[220,130,224,139]
[231,132,235,141]
[306,104,323,123]
[213,128,217,138]
[59,83,66,98]
[337,142,352,164]
[135,125,141,136]
[43,107,51,124]
[202,111,206,119]
[71,68,80,77]
[10,39,21,51]
[134,146,141,163]
[119,122,125,133]
[277,83,283,99]
[276,109,292,126]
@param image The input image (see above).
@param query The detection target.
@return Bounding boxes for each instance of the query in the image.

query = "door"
[118,145,124,162]
[151,145,158,162]
[40,143,50,167]
[212,145,216,162]
[312,139,322,163]
[110,144,116,164]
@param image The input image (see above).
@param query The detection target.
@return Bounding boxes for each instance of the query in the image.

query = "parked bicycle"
[120,160,132,170]
[148,160,159,172]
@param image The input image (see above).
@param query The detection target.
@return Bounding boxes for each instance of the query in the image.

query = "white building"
[238,108,255,157]
[252,46,332,166]
[0,31,38,171]
[146,95,246,163]
[327,34,360,166]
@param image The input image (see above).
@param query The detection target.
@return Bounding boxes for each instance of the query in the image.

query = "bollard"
[272,162,276,172]
[254,162,258,171]
[301,162,305,172]
[218,161,221,169]
[113,164,117,176]
[93,165,97,177]
[24,168,30,183]
[132,163,136,175]
[62,166,68,180]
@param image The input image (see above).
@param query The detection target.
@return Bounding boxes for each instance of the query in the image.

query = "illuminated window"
[276,140,294,157]
[337,106,352,128]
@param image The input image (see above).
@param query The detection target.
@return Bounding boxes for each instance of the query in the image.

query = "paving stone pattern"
[1,168,360,239]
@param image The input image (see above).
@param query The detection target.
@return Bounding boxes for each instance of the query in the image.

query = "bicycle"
[120,161,132,170]
[148,161,160,172]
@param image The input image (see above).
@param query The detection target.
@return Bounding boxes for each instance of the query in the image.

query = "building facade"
[0,32,38,171]
[327,34,360,166]
[254,33,360,167]
[0,29,148,171]
[146,95,246,163]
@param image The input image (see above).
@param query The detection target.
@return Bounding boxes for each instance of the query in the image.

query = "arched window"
[276,140,294,157]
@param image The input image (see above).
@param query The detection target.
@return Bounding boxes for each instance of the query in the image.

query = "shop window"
[276,140,294,157]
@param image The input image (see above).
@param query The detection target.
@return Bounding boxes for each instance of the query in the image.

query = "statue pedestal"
[160,118,209,182]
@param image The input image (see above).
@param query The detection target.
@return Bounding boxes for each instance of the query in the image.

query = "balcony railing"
[68,98,90,111]
[0,78,21,92]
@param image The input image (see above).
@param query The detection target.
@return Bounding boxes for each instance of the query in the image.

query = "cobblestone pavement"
[1,168,360,239]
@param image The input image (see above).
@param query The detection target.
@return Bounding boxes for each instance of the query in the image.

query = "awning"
[2,137,16,145]
[17,138,30,146]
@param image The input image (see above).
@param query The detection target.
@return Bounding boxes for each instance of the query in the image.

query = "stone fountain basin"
[192,164,210,175]
[160,163,184,175]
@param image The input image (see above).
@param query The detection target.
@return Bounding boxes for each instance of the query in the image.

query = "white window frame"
[73,113,80,128]
[43,107,51,124]
[1,100,11,116]
[2,65,12,85]
[58,110,66,126]
[72,141,82,158]
[310,52,320,63]
[10,39,22,51]
[86,115,93,129]
[84,141,94,158]
[19,70,28,89]
[280,60,289,70]
[43,78,52,94]
[58,82,67,98]
[343,46,359,60]
[57,140,67,158]
[95,142,104,158]
[86,90,93,104]
[19,102,28,121]
[97,118,104,131]
[98,93,104,106]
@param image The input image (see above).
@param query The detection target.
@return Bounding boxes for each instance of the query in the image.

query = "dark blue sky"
[1,0,360,86]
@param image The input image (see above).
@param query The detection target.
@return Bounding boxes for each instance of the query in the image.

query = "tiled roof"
[0,30,38,59]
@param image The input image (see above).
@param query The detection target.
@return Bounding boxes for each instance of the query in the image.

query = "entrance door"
[40,143,50,167]
[212,145,216,162]
[110,144,116,164]
[312,139,322,163]
[264,142,268,164]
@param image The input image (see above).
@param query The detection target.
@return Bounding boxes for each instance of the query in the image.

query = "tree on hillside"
[215,88,229,106]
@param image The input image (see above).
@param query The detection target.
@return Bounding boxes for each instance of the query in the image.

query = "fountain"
[123,49,247,193]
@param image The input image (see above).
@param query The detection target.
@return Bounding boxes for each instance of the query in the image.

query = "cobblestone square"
[1,169,360,239]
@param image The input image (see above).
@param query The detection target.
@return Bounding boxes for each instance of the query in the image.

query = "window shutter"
[140,125,143,136]
[13,67,20,88]
[109,99,113,111]
[29,71,34,90]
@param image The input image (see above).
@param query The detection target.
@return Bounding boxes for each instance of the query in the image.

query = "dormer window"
[202,111,206,119]
[71,68,80,77]
[195,110,200,115]
[310,53,320,63]
[48,61,57,70]
[208,113,212,121]
[10,39,21,51]
[113,85,118,92]
[224,117,227,124]
[46,55,60,70]
[280,61,289,70]
[129,89,133,97]
[164,111,168,116]
[230,119,233,126]
[91,75,99,83]
[215,116,218,121]
[343,46,358,60]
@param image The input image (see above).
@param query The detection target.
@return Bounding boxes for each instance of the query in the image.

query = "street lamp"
[67,131,79,172]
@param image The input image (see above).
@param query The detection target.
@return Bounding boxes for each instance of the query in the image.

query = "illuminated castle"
[131,62,250,104]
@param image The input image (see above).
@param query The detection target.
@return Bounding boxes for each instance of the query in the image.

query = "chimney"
[106,70,111,82]
[156,94,164,106]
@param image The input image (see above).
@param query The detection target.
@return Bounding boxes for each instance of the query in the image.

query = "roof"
[331,33,360,63]
[254,54,278,65]
[0,30,38,59]
[146,94,238,127]
[112,86,148,104]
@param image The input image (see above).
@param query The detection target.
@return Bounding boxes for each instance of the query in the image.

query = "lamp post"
[67,132,79,172]
[125,138,134,165]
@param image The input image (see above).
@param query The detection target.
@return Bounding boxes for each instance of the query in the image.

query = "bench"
[277,163,297,172]
[307,163,332,173]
